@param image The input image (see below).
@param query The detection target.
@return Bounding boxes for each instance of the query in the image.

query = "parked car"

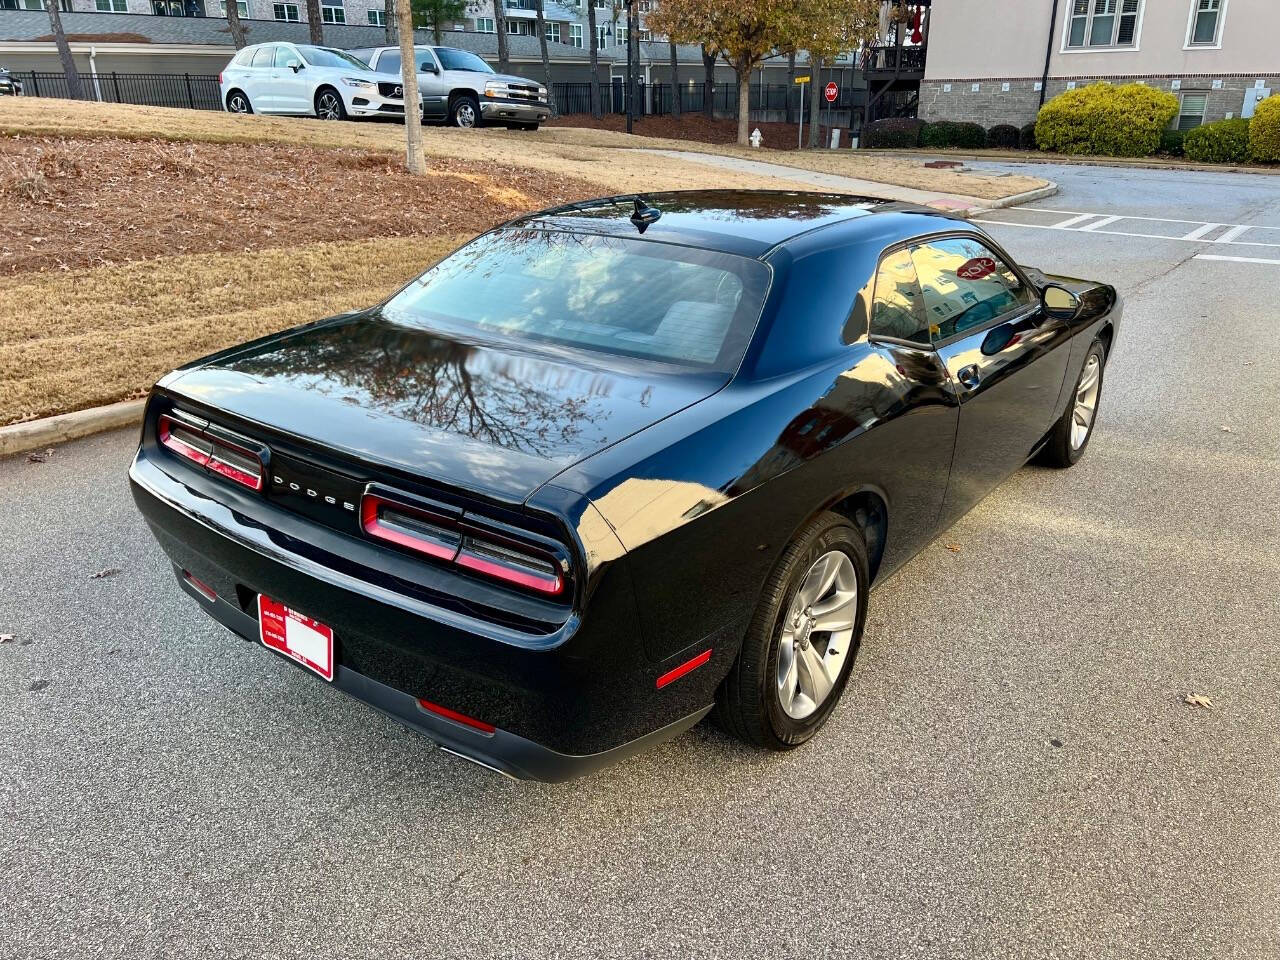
[0,67,24,96]
[349,44,548,129]
[218,42,419,121]
[129,191,1120,782]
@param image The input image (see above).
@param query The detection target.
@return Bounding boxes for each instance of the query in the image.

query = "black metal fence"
[552,81,860,119]
[20,71,224,110]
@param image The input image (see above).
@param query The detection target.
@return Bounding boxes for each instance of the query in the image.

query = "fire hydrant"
[749,128,763,149]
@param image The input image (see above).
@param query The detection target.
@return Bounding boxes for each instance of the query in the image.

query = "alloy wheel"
[455,102,477,128]
[776,550,858,720]
[317,93,342,120]
[1071,354,1101,450]
[228,94,249,113]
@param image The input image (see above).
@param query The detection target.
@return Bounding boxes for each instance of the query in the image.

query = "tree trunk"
[384,0,393,44]
[225,0,247,49]
[735,66,749,146]
[397,0,426,173]
[785,51,795,124]
[431,14,444,44]
[305,0,324,45]
[668,41,679,119]
[807,55,822,147]
[46,1,83,101]
[587,0,600,118]
[493,0,510,75]
[534,0,557,117]
[701,45,714,118]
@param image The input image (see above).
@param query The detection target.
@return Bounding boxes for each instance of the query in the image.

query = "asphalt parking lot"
[3,161,1279,959]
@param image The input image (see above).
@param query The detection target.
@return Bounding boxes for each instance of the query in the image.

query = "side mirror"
[1041,282,1081,321]
[288,60,303,73]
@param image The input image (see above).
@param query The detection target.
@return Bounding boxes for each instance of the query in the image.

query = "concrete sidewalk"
[637,149,1057,214]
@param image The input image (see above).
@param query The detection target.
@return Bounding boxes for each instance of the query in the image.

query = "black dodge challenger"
[130,191,1120,781]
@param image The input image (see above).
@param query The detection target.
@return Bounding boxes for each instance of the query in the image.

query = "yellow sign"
[794,75,810,85]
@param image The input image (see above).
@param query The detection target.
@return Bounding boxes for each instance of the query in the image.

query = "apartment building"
[920,0,1277,129]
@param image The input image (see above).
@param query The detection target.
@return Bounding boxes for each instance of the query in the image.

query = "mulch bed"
[0,135,600,275]
[547,112,845,151]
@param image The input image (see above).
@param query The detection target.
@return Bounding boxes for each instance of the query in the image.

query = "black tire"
[1040,337,1107,468]
[225,89,253,114]
[314,87,346,121]
[715,511,869,750]
[506,121,539,131]
[450,94,480,128]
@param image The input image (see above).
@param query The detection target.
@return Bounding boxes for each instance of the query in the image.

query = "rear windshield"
[297,46,371,70]
[383,230,770,370]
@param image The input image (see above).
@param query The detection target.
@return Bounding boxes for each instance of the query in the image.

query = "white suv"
[219,42,420,121]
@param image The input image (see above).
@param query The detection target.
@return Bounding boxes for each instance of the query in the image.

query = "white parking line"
[1194,254,1280,265]
[1080,215,1123,232]
[1181,223,1221,241]
[1052,213,1101,229]
[1215,224,1252,244]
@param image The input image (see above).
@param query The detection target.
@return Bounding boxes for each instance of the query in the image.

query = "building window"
[1188,0,1224,45]
[274,2,299,20]
[596,24,607,48]
[321,1,344,22]
[97,0,129,10]
[545,22,561,43]
[217,0,248,14]
[615,24,627,46]
[637,28,651,42]
[1067,0,1141,48]
[367,8,384,24]
[1177,92,1208,130]
[569,22,582,47]
[476,16,494,31]
[638,0,650,9]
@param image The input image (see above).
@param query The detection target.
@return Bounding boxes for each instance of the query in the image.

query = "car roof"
[507,190,963,259]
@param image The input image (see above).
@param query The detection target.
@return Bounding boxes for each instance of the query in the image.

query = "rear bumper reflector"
[656,649,713,689]
[417,698,497,735]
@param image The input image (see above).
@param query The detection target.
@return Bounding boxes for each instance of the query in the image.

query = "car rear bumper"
[129,448,718,781]
[480,99,549,123]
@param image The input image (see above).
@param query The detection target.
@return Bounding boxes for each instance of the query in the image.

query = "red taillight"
[360,491,566,596]
[417,698,496,734]
[218,71,223,84]
[157,413,264,492]
[656,649,713,689]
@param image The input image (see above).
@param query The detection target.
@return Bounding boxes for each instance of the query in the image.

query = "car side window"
[273,47,298,69]
[379,51,402,74]
[249,46,275,69]
[232,48,254,66]
[910,237,1035,343]
[416,52,439,72]
[869,248,930,345]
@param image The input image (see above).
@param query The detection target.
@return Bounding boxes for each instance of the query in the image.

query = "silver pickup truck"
[349,44,549,130]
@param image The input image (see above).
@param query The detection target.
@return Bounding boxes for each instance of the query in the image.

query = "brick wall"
[921,74,1279,129]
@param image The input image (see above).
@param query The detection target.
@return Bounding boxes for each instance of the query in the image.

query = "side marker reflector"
[656,648,713,689]
[417,698,496,735]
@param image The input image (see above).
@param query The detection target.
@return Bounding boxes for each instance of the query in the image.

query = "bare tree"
[493,0,510,75]
[46,0,83,101]
[305,0,324,45]
[534,0,557,117]
[587,0,601,118]
[396,0,426,173]
[668,41,680,120]
[384,0,394,44]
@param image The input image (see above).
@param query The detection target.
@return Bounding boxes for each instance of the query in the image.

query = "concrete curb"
[924,179,1059,218]
[0,399,144,458]
[869,148,1280,177]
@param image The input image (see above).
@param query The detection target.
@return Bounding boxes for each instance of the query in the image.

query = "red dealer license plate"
[258,595,334,682]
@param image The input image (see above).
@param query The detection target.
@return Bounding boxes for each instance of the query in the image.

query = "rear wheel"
[1040,337,1106,468]
[226,89,252,114]
[715,511,868,750]
[315,87,346,121]
[450,94,480,128]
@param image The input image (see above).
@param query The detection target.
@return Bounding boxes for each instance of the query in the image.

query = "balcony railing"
[862,44,926,75]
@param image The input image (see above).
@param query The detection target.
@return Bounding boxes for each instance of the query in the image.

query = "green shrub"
[1158,128,1184,156]
[919,120,987,149]
[1249,95,1280,162]
[1019,121,1038,149]
[1183,118,1251,163]
[1034,82,1179,156]
[861,118,923,148]
[986,124,1021,149]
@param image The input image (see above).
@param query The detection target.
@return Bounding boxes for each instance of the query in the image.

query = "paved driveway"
[2,162,1279,959]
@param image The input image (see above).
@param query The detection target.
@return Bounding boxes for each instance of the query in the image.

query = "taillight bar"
[361,491,566,596]
[157,413,264,492]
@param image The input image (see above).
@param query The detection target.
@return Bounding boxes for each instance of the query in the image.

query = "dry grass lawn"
[0,235,464,424]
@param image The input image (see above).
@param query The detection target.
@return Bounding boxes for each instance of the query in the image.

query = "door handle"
[956,364,981,390]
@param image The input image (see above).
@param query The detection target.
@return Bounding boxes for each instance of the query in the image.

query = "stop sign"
[824,82,838,103]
